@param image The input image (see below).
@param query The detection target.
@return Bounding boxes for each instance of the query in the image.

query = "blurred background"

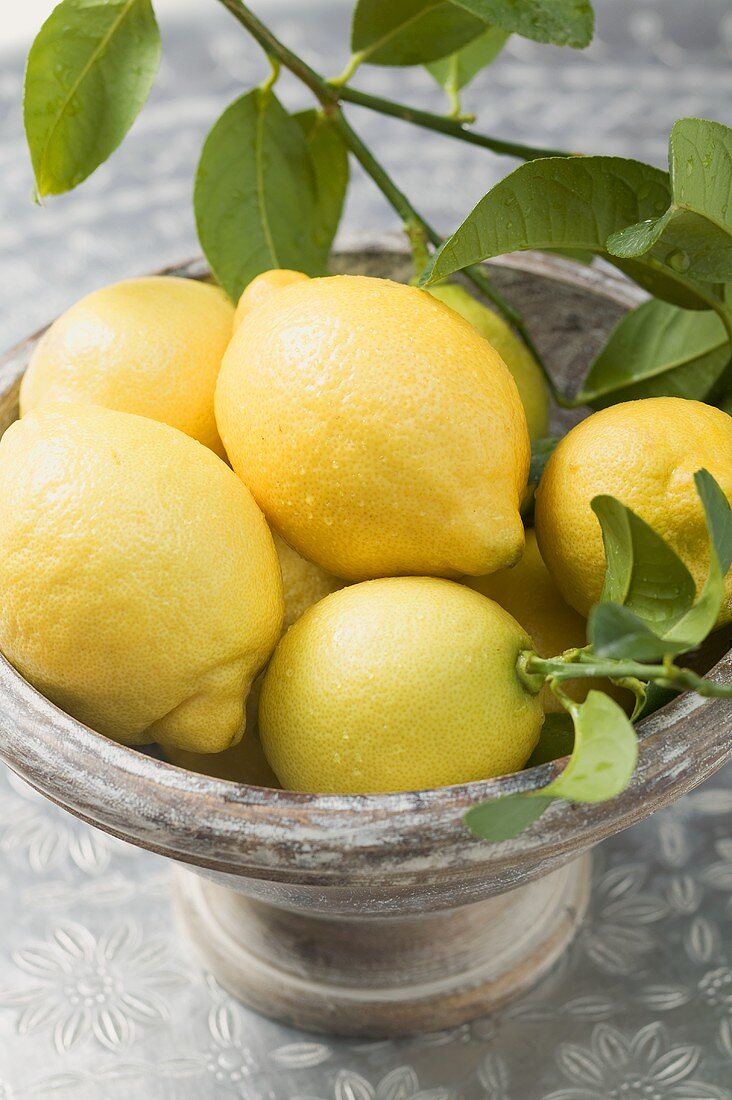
[2,0,731,350]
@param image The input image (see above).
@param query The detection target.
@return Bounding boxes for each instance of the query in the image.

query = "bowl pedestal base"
[173,852,591,1038]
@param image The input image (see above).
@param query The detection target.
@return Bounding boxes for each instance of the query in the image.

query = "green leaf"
[465,690,637,842]
[23,0,160,197]
[449,0,594,48]
[351,0,486,67]
[545,691,638,803]
[665,469,732,647]
[465,793,554,841]
[592,494,696,632]
[610,256,721,313]
[607,118,732,284]
[589,602,688,661]
[294,110,349,258]
[577,299,731,407]
[526,713,574,767]
[426,25,509,95]
[194,90,325,303]
[589,471,732,660]
[420,156,670,278]
[529,436,560,484]
[419,155,715,311]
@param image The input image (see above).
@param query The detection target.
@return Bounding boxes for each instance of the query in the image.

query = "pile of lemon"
[1,271,730,794]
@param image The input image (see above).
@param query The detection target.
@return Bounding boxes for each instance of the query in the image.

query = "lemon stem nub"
[520,651,732,700]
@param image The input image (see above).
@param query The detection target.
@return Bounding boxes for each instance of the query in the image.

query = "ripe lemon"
[0,405,283,752]
[164,532,341,778]
[259,577,543,794]
[428,283,549,439]
[20,277,234,458]
[273,532,344,630]
[535,398,732,623]
[216,275,530,580]
[234,269,309,330]
[466,528,630,712]
[164,735,280,787]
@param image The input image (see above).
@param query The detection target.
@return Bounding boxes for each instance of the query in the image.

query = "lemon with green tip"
[466,528,630,712]
[428,283,549,439]
[259,576,543,794]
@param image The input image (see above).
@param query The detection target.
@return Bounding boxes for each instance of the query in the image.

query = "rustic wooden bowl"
[0,244,729,1039]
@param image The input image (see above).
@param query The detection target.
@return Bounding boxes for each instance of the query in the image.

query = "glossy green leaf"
[351,0,486,67]
[610,256,721,313]
[421,156,671,280]
[607,119,732,284]
[419,156,715,310]
[294,110,349,260]
[450,0,594,47]
[23,0,160,197]
[426,25,509,95]
[665,469,732,647]
[466,690,636,841]
[577,299,731,407]
[589,602,688,661]
[545,691,638,803]
[465,793,554,841]
[589,471,732,660]
[195,90,325,303]
[592,494,697,632]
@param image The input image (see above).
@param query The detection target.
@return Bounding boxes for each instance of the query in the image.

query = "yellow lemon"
[164,735,280,787]
[165,531,342,777]
[20,277,234,457]
[234,269,309,330]
[259,577,543,794]
[0,405,283,752]
[535,398,732,623]
[273,532,344,630]
[428,283,549,439]
[216,275,530,580]
[465,528,629,712]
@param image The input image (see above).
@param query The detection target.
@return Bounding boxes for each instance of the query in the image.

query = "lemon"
[428,283,549,439]
[216,275,530,581]
[466,528,629,712]
[20,277,234,458]
[273,532,344,630]
[234,269,309,330]
[0,405,283,752]
[535,397,732,623]
[164,532,341,779]
[164,735,280,787]
[259,577,543,794]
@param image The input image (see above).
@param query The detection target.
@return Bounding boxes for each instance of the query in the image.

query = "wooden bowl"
[0,244,729,1038]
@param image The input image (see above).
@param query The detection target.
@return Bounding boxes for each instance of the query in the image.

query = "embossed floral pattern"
[543,1022,729,1100]
[0,920,187,1054]
[0,772,130,875]
[576,862,668,975]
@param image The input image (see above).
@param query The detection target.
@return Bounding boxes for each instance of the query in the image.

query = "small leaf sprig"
[22,1,732,410]
[467,469,732,842]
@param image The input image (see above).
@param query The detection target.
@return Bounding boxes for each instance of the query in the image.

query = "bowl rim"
[0,245,729,862]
